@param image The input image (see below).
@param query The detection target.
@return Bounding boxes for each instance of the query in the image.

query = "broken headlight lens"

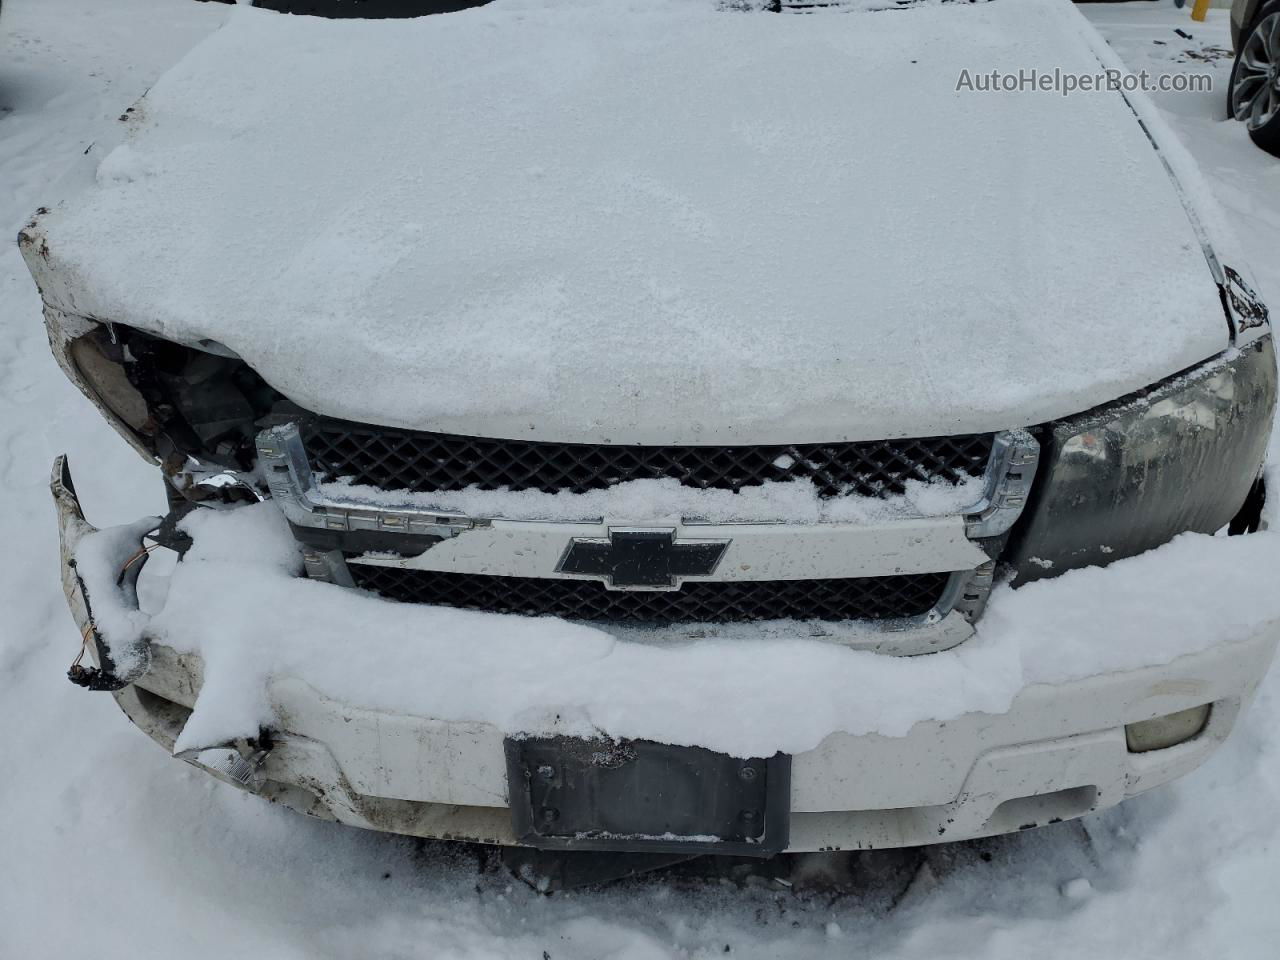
[68,331,153,436]
[1009,336,1276,584]
[65,323,289,470]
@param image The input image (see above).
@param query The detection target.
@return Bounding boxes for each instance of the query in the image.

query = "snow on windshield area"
[3,1,1280,958]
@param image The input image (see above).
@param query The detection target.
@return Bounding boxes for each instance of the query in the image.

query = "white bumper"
[52,455,1279,852]
[108,613,1277,852]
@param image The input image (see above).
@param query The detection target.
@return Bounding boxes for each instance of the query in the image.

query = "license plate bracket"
[505,736,790,857]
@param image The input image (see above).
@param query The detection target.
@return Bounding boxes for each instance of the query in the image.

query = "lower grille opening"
[348,565,951,624]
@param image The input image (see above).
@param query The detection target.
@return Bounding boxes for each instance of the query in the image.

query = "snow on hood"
[27,0,1230,444]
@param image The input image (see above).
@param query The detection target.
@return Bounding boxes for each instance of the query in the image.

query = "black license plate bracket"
[505,736,791,857]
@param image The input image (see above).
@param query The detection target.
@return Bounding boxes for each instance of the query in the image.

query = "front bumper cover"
[53,456,1280,853]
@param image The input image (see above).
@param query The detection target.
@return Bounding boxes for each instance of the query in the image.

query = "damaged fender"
[53,455,277,778]
[51,455,152,690]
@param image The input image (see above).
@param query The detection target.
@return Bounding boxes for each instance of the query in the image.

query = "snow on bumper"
[112,635,1275,852]
[52,458,1280,852]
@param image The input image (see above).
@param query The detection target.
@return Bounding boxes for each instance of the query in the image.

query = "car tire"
[1229,0,1280,157]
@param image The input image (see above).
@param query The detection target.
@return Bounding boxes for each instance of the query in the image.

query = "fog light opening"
[1125,704,1212,753]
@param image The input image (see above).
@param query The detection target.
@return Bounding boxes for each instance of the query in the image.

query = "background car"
[1230,0,1280,155]
[199,0,492,16]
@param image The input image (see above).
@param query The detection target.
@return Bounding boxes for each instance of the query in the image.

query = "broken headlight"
[1009,337,1276,584]
[65,323,289,472]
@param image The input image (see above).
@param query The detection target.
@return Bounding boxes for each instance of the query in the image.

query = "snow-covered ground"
[1,1,1278,956]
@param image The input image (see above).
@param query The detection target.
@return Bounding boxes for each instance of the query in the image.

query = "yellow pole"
[1191,0,1211,23]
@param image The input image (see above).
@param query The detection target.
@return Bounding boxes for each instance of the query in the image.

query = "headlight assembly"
[58,319,288,471]
[1008,337,1276,584]
[67,330,153,436]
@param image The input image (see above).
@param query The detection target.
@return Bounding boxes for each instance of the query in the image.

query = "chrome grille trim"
[257,421,1020,650]
[257,422,1037,540]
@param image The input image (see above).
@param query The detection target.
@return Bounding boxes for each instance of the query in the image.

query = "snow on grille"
[304,420,994,499]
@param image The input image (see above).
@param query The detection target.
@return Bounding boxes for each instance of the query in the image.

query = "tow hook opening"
[985,786,1099,834]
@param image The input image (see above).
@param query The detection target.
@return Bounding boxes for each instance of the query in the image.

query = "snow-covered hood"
[25,0,1240,444]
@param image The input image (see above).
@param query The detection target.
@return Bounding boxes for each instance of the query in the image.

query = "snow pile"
[317,472,987,523]
[27,0,1229,445]
[70,493,1280,757]
[94,143,159,185]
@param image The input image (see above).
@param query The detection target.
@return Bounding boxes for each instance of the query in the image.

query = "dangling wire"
[70,620,95,671]
[115,539,162,587]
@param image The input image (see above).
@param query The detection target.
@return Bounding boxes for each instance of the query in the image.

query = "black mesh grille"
[348,565,951,624]
[304,420,993,499]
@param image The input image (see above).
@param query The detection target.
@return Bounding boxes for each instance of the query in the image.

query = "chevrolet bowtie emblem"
[557,528,730,590]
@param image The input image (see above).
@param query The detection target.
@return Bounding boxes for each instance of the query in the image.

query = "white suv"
[21,0,1279,863]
